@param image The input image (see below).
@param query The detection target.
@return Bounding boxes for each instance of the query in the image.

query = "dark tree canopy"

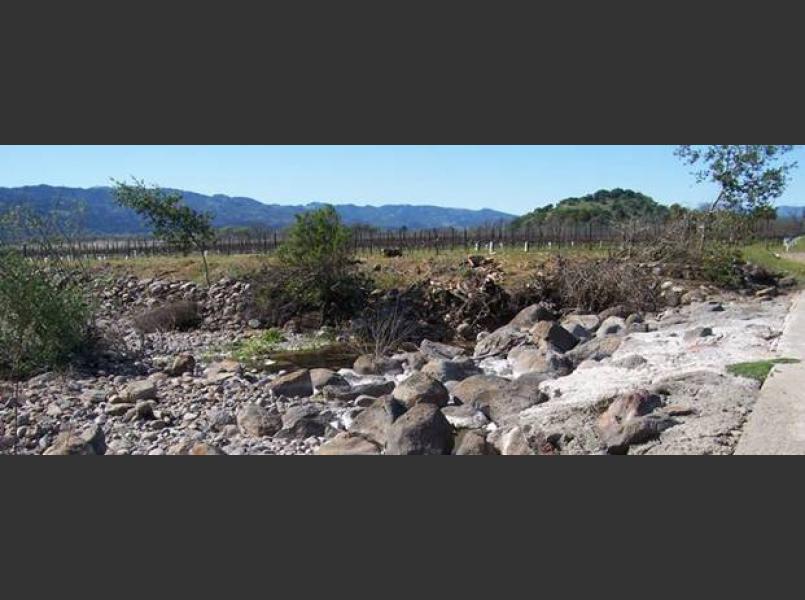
[513,189,669,229]
[675,145,798,213]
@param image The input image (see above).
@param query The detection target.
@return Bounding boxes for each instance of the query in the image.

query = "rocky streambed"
[0,280,792,455]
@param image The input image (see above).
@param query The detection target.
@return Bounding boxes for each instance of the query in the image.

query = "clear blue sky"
[1,145,803,215]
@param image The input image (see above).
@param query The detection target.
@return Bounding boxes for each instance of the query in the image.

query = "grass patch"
[231,328,285,363]
[227,328,351,370]
[727,358,801,384]
[742,243,805,285]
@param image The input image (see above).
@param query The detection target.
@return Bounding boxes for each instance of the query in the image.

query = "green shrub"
[0,250,93,378]
[251,206,372,325]
[700,242,744,288]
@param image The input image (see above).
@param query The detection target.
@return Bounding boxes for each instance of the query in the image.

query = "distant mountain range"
[777,206,805,219]
[0,185,515,235]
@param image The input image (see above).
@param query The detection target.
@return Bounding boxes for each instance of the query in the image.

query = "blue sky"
[1,145,803,215]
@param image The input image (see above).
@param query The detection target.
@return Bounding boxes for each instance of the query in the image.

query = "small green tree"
[675,145,798,213]
[112,179,215,285]
[276,205,365,321]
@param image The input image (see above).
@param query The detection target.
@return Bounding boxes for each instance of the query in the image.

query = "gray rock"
[208,409,236,431]
[489,426,534,455]
[596,390,676,454]
[353,355,403,375]
[421,358,481,383]
[190,443,226,455]
[441,405,490,430]
[474,325,528,358]
[105,403,135,416]
[508,346,571,378]
[392,372,450,408]
[44,425,106,455]
[561,314,600,334]
[81,390,108,405]
[349,397,406,446]
[530,321,579,353]
[310,368,347,390]
[323,380,395,402]
[385,403,454,455]
[269,370,314,398]
[473,385,548,426]
[451,374,510,407]
[453,430,496,455]
[277,405,331,439]
[489,424,559,455]
[509,303,556,329]
[562,322,592,341]
[597,316,627,338]
[420,339,466,361]
[237,404,282,437]
[123,380,157,403]
[317,432,381,455]
[566,336,622,366]
[168,354,195,376]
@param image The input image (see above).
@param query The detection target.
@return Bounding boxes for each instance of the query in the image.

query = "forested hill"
[512,189,673,228]
[0,185,515,235]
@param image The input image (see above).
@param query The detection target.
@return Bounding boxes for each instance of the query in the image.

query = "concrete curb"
[735,292,805,455]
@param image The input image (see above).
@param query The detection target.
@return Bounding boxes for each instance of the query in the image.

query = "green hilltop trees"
[512,189,674,229]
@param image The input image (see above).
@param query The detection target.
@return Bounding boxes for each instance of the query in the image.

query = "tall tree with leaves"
[112,179,215,285]
[675,145,798,213]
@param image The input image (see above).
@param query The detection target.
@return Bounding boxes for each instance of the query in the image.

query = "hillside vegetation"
[513,189,677,228]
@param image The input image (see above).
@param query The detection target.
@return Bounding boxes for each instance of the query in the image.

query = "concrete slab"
[735,292,805,455]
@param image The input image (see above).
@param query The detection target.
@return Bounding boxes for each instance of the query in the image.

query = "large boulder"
[236,404,282,437]
[565,336,622,366]
[474,326,528,358]
[317,432,381,455]
[44,425,106,456]
[509,303,556,329]
[473,387,548,425]
[349,396,407,446]
[451,374,510,407]
[310,368,348,390]
[596,390,676,454]
[392,372,449,408]
[385,404,454,455]
[530,321,579,353]
[276,405,332,439]
[420,339,466,361]
[421,358,481,383]
[269,370,314,398]
[508,346,571,378]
